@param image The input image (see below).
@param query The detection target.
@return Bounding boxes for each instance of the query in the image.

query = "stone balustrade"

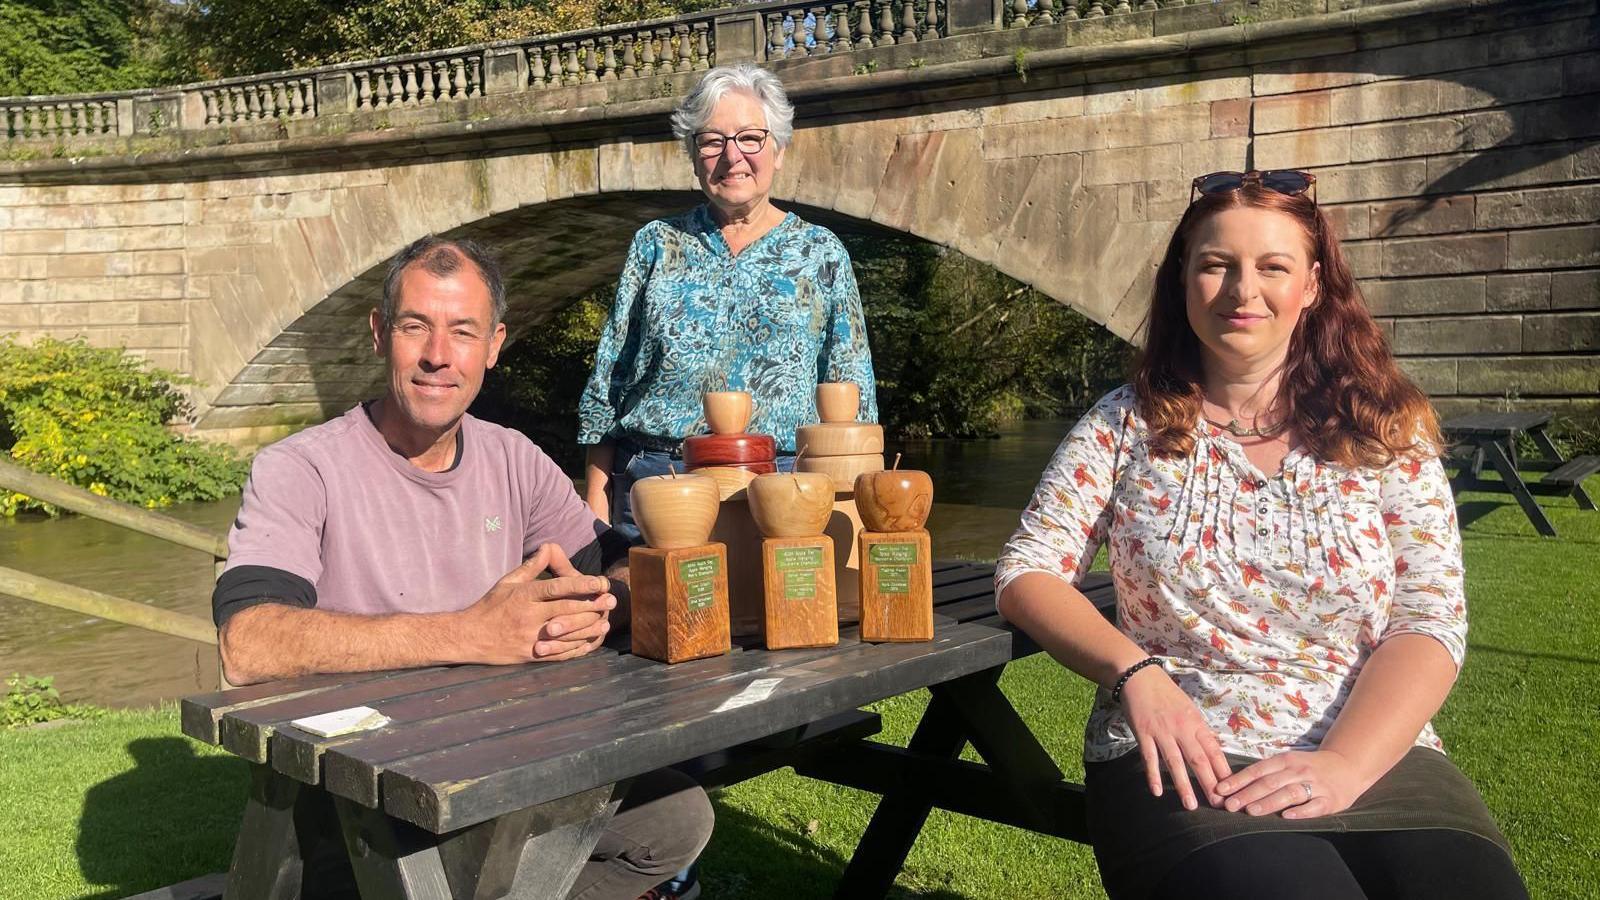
[0,0,1191,143]
[1,96,122,140]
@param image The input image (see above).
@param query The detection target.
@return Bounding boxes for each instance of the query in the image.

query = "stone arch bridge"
[1,0,1596,443]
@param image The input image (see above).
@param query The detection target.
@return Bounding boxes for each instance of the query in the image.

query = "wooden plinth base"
[857,530,933,643]
[629,543,731,664]
[761,536,839,650]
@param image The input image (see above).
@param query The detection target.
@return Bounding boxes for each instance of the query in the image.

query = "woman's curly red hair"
[1132,183,1441,469]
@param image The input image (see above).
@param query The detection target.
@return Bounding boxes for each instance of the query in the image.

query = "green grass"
[3,478,1597,900]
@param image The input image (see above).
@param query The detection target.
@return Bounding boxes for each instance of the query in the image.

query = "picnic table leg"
[1482,440,1558,537]
[1530,429,1597,510]
[332,782,626,900]
[936,672,1070,833]
[831,668,1001,900]
[225,764,345,900]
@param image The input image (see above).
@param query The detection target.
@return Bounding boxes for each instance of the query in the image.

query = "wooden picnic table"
[177,562,1114,900]
[1442,411,1599,537]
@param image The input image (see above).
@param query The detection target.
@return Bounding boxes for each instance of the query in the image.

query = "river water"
[0,418,1071,708]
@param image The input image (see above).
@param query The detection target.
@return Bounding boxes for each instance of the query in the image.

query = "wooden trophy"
[747,469,839,650]
[628,471,732,663]
[796,382,882,623]
[854,456,935,643]
[686,390,776,638]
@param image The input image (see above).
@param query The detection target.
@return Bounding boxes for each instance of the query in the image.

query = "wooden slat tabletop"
[182,564,1029,835]
[1442,410,1552,436]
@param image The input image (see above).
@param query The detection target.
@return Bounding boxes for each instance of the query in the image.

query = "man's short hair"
[379,236,507,330]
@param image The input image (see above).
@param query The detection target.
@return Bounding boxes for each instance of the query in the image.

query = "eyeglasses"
[1190,170,1317,204]
[693,128,771,159]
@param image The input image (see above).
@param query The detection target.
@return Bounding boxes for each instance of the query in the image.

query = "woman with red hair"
[996,172,1527,899]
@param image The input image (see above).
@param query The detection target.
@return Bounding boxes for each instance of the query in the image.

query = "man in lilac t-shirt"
[212,236,711,900]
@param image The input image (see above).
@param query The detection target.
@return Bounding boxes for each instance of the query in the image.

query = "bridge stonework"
[0,0,1596,445]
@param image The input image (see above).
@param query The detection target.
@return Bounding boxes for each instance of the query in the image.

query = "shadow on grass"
[700,799,969,900]
[1468,643,1600,667]
[75,737,249,900]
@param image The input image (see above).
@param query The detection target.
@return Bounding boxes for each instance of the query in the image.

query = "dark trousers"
[565,767,714,900]
[1157,829,1529,900]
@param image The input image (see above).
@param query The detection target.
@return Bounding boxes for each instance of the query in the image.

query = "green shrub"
[0,336,248,516]
[2,674,103,728]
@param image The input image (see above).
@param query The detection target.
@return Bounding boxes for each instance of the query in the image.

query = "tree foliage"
[0,0,189,96]
[0,338,248,516]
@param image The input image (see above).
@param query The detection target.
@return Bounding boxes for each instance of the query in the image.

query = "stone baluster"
[616,36,634,78]
[88,102,102,133]
[1113,0,1132,12]
[1062,0,1080,18]
[855,0,875,48]
[637,32,656,77]
[353,71,370,109]
[766,14,787,60]
[580,39,598,83]
[267,82,283,117]
[544,46,563,86]
[898,0,917,41]
[203,92,218,125]
[832,5,854,51]
[527,44,546,87]
[29,106,44,138]
[652,29,673,74]
[1086,1,1106,16]
[693,22,711,68]
[1139,0,1158,9]
[812,7,830,54]
[399,65,417,104]
[446,57,463,96]
[468,56,482,96]
[264,82,279,117]
[245,84,261,120]
[600,37,619,81]
[302,78,315,115]
[1010,0,1029,27]
[877,0,896,45]
[675,24,692,71]
[555,44,575,85]
[923,0,941,39]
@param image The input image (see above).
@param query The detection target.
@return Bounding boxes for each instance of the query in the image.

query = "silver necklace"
[1206,416,1287,438]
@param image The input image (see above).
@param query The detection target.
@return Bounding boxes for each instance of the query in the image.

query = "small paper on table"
[291,706,391,738]
[712,677,782,713]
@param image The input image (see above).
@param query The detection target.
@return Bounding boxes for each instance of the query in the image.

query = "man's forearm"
[219,603,476,685]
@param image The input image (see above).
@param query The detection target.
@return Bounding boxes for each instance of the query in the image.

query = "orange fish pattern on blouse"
[995,387,1467,763]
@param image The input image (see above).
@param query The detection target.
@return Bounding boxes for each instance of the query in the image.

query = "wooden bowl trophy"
[747,470,839,650]
[854,456,935,643]
[685,390,775,637]
[796,382,881,623]
[628,472,732,663]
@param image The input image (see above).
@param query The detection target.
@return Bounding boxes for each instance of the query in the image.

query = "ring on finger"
[1300,781,1313,801]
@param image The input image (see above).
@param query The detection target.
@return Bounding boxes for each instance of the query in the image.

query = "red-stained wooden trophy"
[854,455,935,643]
[628,471,731,663]
[747,470,839,649]
[685,390,775,637]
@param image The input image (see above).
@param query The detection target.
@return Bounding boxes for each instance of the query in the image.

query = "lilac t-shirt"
[223,405,604,615]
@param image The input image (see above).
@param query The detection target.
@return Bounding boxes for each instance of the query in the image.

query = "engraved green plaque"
[870,541,916,595]
[678,555,720,611]
[783,569,817,599]
[775,546,824,571]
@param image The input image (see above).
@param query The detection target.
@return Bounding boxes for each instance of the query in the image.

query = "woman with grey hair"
[579,63,879,542]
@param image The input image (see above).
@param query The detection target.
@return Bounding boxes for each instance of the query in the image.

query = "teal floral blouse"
[578,205,878,452]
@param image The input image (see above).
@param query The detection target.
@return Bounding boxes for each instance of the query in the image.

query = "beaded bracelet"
[1110,656,1163,704]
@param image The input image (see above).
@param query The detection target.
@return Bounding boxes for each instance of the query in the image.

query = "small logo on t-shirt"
[484,516,502,534]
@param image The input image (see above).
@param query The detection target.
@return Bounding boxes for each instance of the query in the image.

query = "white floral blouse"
[995,386,1468,763]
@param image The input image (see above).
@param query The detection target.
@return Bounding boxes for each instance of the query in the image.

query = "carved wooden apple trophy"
[796,382,881,623]
[628,471,731,663]
[855,455,935,642]
[747,469,840,649]
[685,390,775,638]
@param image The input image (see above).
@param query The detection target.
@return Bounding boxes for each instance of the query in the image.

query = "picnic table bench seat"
[1541,454,1600,488]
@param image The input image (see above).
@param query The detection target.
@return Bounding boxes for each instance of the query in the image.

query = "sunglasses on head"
[1190,170,1317,204]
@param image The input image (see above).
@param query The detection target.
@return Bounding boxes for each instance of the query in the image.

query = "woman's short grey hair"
[669,63,795,155]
